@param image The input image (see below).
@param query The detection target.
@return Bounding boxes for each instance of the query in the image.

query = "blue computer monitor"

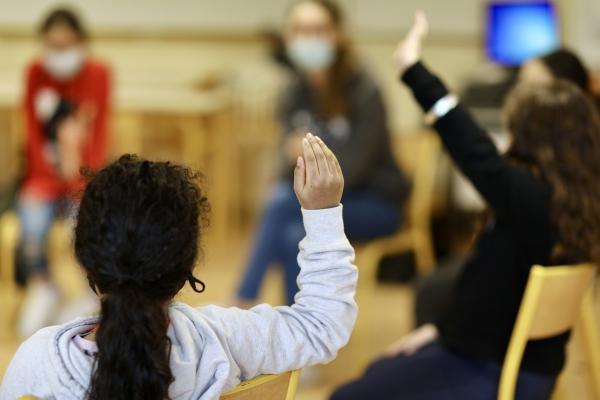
[486,2,560,66]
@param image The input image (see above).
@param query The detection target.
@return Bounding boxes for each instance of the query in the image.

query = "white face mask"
[287,37,335,72]
[42,47,85,81]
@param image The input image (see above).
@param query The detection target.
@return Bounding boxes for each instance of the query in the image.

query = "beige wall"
[0,35,482,133]
[0,0,595,135]
[0,0,494,36]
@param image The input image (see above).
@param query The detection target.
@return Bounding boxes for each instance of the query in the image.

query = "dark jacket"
[279,68,410,204]
[403,62,568,377]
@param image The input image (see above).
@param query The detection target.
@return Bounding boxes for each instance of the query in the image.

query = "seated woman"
[415,46,596,327]
[331,12,600,400]
[236,0,409,306]
[15,8,111,338]
[0,135,358,400]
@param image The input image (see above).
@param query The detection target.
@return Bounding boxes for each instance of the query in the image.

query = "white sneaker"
[54,291,99,325]
[17,280,61,339]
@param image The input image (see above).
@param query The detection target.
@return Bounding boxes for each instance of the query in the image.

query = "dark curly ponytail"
[74,155,210,400]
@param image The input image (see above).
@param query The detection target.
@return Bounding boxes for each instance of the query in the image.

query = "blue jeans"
[237,181,401,305]
[14,195,76,287]
[330,342,555,400]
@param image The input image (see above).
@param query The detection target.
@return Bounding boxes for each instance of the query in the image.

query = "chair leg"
[550,376,566,400]
[580,288,600,400]
[355,245,383,295]
[414,232,435,276]
[0,212,20,339]
[0,212,18,285]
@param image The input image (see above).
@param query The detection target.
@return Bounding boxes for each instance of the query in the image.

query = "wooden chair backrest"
[498,263,596,400]
[17,371,301,400]
[221,370,300,400]
[394,133,440,230]
[521,265,595,338]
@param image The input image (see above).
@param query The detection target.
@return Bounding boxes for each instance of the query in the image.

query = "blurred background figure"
[15,8,110,338]
[235,0,410,307]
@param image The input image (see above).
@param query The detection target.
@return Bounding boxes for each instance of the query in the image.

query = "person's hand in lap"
[384,323,439,357]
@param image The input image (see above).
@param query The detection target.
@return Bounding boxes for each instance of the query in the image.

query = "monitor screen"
[486,2,560,66]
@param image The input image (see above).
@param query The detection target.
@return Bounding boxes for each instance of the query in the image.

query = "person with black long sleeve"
[331,12,600,400]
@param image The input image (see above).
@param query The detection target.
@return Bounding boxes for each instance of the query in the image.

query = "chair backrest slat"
[527,265,596,338]
[221,370,300,400]
[18,370,301,400]
[393,133,440,229]
[498,263,597,400]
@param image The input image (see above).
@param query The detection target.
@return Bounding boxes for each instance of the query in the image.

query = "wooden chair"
[0,211,21,339]
[0,211,18,289]
[0,211,71,338]
[498,264,600,400]
[221,370,301,400]
[17,370,301,400]
[0,211,72,283]
[357,133,440,288]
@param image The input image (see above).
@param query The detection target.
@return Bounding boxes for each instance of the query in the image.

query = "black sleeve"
[334,86,388,188]
[401,62,521,215]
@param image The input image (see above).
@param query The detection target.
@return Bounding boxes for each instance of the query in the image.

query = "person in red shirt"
[15,8,111,338]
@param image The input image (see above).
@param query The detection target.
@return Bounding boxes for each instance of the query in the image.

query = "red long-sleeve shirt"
[22,59,111,200]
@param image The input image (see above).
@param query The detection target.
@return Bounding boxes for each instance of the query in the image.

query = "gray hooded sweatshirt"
[0,206,358,400]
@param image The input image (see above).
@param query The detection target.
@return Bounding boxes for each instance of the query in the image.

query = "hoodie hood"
[8,303,241,400]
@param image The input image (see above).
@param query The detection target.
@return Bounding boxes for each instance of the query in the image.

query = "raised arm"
[195,134,358,379]
[394,12,520,214]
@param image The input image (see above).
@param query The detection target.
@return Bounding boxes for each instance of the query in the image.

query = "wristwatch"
[424,94,458,125]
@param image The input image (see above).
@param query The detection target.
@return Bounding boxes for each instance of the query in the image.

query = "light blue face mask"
[287,37,335,72]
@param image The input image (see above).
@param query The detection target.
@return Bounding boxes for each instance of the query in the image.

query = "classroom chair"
[0,211,71,338]
[17,370,301,400]
[356,132,440,291]
[498,263,600,400]
[221,370,301,400]
[0,210,72,283]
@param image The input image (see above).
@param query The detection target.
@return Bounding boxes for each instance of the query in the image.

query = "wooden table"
[114,85,234,241]
[0,81,236,241]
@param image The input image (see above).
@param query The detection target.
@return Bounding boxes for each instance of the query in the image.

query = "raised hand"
[393,11,429,76]
[294,133,344,210]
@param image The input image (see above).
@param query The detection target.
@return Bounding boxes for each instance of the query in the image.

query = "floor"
[0,230,598,399]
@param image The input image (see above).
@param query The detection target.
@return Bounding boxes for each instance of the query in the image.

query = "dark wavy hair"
[74,155,209,400]
[505,81,600,264]
[540,48,590,94]
[39,7,88,40]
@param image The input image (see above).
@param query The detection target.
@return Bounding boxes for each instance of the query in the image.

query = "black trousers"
[330,342,555,400]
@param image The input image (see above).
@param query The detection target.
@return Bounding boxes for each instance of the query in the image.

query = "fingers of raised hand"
[307,134,343,188]
[302,135,318,181]
[306,133,328,175]
[315,136,337,176]
[293,156,306,196]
